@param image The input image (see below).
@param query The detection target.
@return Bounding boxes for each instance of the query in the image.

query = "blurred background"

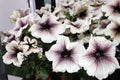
[0,0,28,31]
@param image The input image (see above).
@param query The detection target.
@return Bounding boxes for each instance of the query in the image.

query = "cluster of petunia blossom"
[2,0,120,80]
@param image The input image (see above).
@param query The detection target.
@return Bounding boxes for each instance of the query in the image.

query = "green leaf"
[64,11,77,22]
[64,11,71,18]
[30,60,35,69]
[64,11,72,20]
[71,15,77,22]
[78,69,89,80]
[0,45,6,57]
[37,69,49,80]
[25,73,32,79]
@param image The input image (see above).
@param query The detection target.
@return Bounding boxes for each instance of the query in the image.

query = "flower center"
[41,22,51,30]
[11,53,17,58]
[11,47,22,58]
[20,20,26,27]
[112,2,120,13]
[41,20,51,30]
[78,9,87,19]
[61,49,72,58]
[94,49,104,58]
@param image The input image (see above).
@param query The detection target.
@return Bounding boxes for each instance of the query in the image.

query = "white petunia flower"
[10,15,30,37]
[90,5,103,20]
[10,9,30,23]
[1,31,15,44]
[29,13,65,43]
[53,7,66,22]
[36,3,51,16]
[102,0,120,18]
[45,36,85,73]
[76,3,92,21]
[89,0,109,6]
[79,36,120,80]
[20,36,42,56]
[64,19,90,34]
[56,0,75,7]
[105,21,120,44]
[2,41,24,67]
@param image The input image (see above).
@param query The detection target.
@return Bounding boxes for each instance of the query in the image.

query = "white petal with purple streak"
[79,36,120,80]
[45,36,85,73]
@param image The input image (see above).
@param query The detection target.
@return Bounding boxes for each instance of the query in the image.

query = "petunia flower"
[20,36,42,56]
[29,13,65,43]
[45,36,85,73]
[1,31,15,44]
[89,0,109,6]
[102,0,120,18]
[10,9,30,23]
[64,19,90,34]
[53,7,66,22]
[78,36,120,80]
[56,0,74,7]
[105,21,120,44]
[2,41,24,67]
[90,5,103,20]
[36,4,51,16]
[10,15,30,37]
[76,3,92,22]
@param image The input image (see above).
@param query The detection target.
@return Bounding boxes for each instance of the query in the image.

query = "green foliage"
[78,69,89,80]
[22,24,32,37]
[36,68,49,80]
[41,41,56,54]
[64,11,77,22]
[64,33,79,42]
[0,45,6,57]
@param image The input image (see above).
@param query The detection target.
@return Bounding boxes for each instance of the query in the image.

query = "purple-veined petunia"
[2,41,24,67]
[64,19,90,34]
[105,21,120,44]
[10,15,30,37]
[78,36,120,80]
[102,0,120,18]
[45,36,85,73]
[29,13,65,43]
